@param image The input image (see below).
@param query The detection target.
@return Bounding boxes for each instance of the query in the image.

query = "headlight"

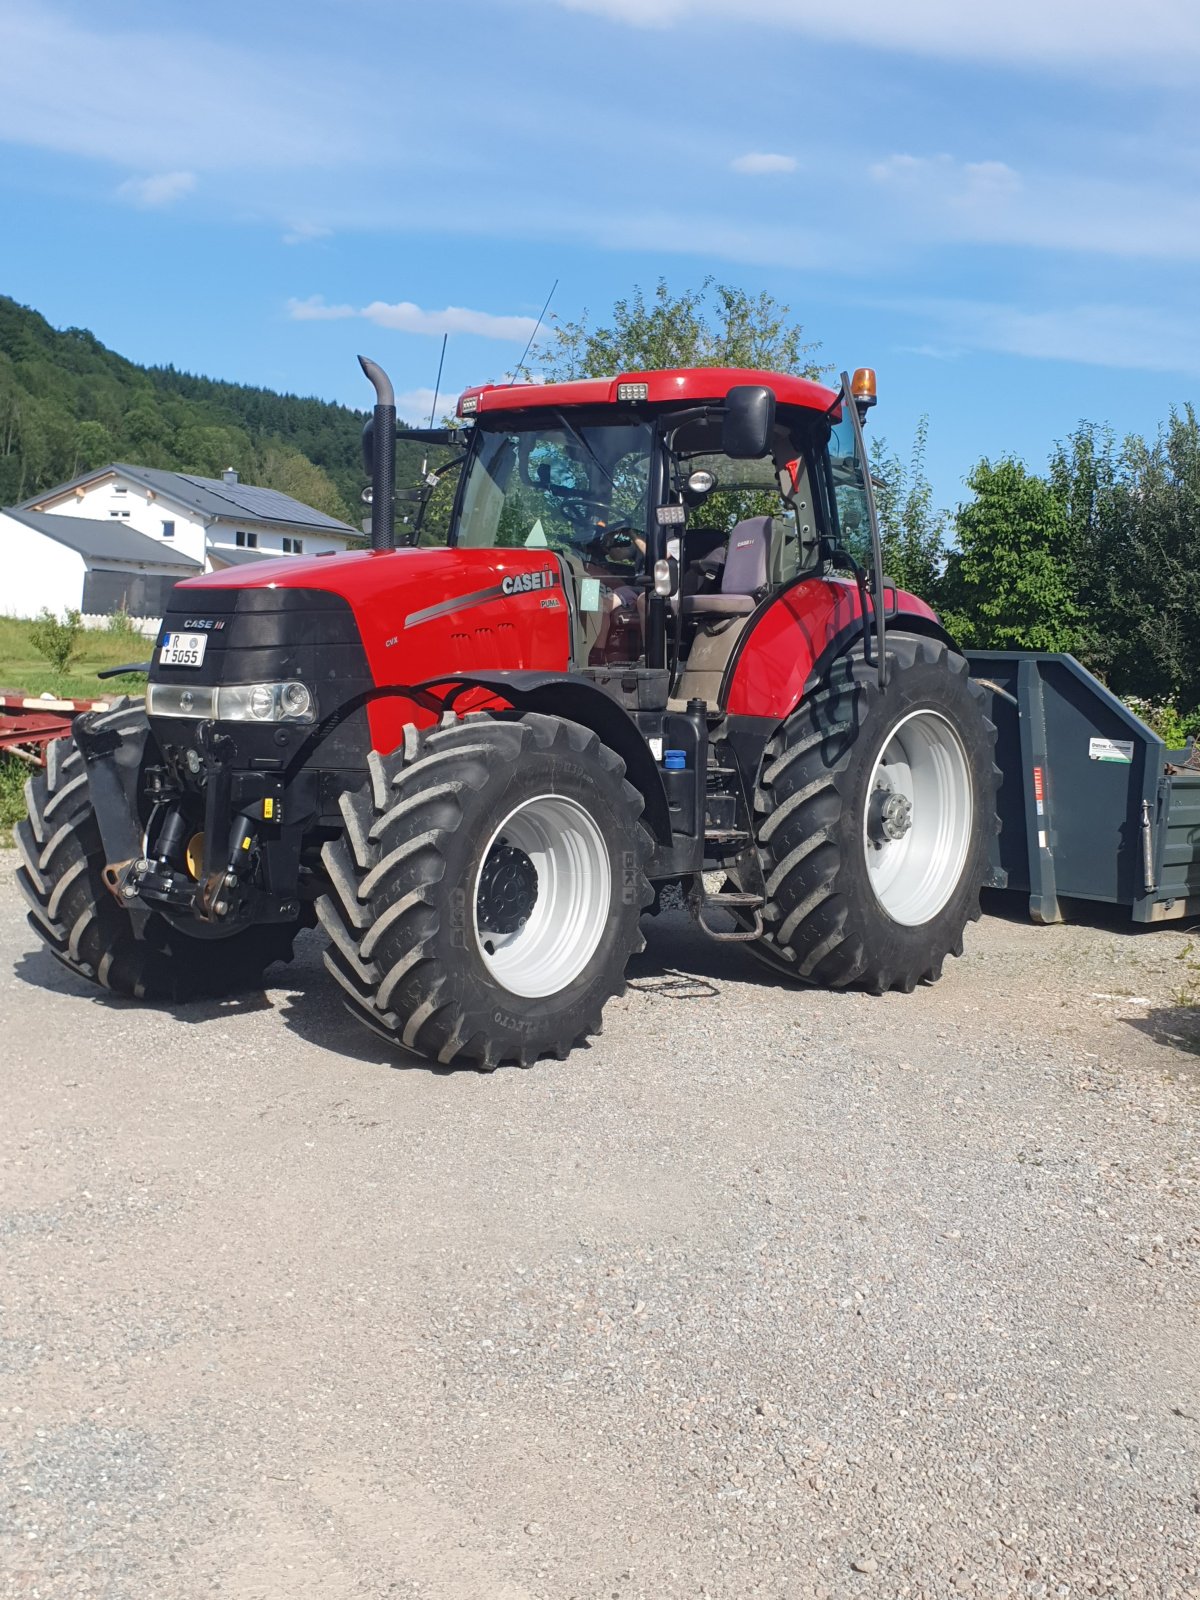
[146,681,316,723]
[217,682,316,723]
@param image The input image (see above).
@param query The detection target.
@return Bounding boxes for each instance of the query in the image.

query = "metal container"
[967,651,1200,924]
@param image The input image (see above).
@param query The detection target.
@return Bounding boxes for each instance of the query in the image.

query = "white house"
[4,462,359,622]
[0,508,203,624]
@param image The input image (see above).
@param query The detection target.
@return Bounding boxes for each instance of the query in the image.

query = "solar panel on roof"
[176,473,350,530]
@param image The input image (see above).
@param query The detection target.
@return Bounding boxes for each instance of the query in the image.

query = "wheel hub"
[476,839,539,934]
[867,781,914,846]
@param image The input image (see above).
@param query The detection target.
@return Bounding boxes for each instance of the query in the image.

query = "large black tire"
[745,634,998,993]
[317,711,654,1069]
[13,700,297,1000]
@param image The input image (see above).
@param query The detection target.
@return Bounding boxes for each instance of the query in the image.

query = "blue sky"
[1,0,1198,511]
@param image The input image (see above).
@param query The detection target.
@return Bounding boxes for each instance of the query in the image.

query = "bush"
[0,752,27,840]
[106,606,136,636]
[1122,695,1200,749]
[28,608,83,677]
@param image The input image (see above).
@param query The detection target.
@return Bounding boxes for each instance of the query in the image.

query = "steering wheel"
[583,522,640,567]
[554,492,611,527]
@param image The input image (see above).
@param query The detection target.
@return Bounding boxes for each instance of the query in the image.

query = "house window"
[109,510,131,519]
[282,537,304,554]
[114,487,127,496]
[161,520,175,538]
[234,530,258,549]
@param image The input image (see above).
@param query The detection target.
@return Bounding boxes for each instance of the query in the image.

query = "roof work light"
[851,368,878,420]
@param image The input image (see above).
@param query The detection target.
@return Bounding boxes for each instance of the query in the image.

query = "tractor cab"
[374,365,885,709]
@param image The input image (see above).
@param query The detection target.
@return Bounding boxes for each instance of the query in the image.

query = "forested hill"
[0,295,380,522]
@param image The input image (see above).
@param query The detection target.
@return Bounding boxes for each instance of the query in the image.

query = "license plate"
[159,631,208,668]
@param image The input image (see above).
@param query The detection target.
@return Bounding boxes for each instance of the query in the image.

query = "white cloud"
[867,152,1200,260]
[115,170,196,208]
[287,295,356,321]
[730,151,797,175]
[895,298,1200,377]
[545,0,1200,81]
[0,1,362,170]
[394,387,461,424]
[870,153,1021,205]
[286,296,540,343]
[362,301,539,341]
[282,221,333,246]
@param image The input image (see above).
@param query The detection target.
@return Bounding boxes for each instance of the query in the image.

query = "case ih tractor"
[14,360,996,1069]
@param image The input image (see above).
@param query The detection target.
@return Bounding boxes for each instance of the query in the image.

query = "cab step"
[694,888,764,942]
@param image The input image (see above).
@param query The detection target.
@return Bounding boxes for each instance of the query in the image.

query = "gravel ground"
[1,874,1198,1600]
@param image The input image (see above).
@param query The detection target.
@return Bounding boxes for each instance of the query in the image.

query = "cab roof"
[456,367,838,420]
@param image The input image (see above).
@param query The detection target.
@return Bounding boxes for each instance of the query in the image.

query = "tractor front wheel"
[317,712,654,1069]
[14,700,297,999]
[748,634,997,992]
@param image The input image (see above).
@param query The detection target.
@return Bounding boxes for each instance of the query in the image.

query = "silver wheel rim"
[473,793,611,999]
[863,709,973,926]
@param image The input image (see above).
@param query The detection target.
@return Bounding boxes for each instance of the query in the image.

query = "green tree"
[1048,410,1200,710]
[257,445,352,523]
[1108,408,1200,708]
[29,607,84,677]
[869,415,947,601]
[172,423,254,479]
[541,277,825,381]
[940,458,1079,652]
[121,394,172,463]
[74,419,116,474]
[537,278,826,536]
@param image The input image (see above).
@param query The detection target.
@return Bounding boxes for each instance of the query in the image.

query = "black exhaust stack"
[358,355,396,552]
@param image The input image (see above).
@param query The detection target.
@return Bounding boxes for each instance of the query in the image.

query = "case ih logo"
[501,569,558,597]
[182,619,225,630]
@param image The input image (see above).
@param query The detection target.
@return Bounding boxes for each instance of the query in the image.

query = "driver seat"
[680,516,772,616]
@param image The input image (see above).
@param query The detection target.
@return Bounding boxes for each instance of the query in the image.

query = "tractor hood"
[168,546,573,751]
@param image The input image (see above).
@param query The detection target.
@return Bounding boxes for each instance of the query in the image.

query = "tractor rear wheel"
[746,634,997,992]
[13,700,297,999]
[317,712,654,1069]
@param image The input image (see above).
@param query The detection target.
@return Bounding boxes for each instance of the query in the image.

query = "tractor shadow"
[11,915,801,1077]
[274,952,443,1073]
[13,944,278,1024]
[12,934,437,1072]
[629,909,801,994]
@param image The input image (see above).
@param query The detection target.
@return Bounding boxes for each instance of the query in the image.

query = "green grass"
[0,752,28,838]
[0,615,150,844]
[0,614,149,700]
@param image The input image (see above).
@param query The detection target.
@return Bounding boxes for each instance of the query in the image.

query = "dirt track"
[2,876,1198,1599]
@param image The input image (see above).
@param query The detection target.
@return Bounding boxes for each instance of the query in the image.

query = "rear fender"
[721,576,948,722]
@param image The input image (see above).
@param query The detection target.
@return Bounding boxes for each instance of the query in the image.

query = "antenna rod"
[427,333,448,428]
[510,278,558,385]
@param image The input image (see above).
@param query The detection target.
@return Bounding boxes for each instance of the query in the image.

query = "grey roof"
[206,546,281,566]
[3,508,202,568]
[19,465,356,536]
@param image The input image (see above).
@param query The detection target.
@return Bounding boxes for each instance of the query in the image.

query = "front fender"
[425,670,673,846]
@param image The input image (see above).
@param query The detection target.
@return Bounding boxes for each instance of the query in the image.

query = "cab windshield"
[454,412,653,578]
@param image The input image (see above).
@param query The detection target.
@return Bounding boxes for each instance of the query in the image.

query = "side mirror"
[722,385,776,459]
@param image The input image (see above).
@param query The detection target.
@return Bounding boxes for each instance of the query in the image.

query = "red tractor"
[14,360,996,1068]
